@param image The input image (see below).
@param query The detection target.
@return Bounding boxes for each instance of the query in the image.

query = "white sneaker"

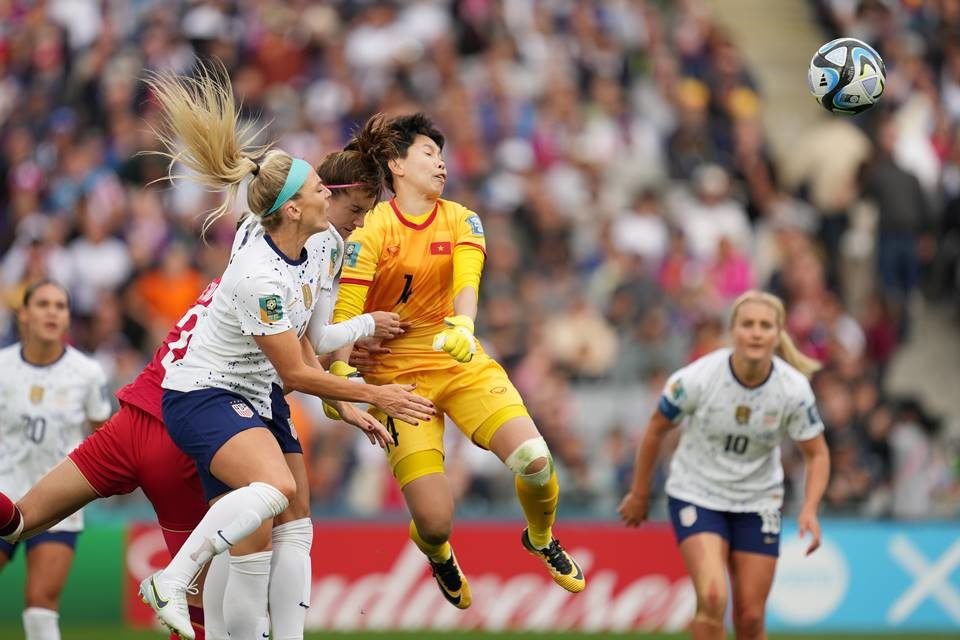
[139,571,194,640]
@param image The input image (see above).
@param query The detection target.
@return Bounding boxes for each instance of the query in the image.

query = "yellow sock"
[408,520,451,563]
[515,471,559,549]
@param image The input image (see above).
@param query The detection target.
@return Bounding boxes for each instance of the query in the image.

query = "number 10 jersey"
[658,348,824,512]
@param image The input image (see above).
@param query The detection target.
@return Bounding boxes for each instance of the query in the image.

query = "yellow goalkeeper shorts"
[365,352,529,487]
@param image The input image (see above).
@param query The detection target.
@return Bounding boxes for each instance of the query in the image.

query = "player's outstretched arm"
[255,329,434,424]
[796,433,830,556]
[618,410,676,527]
[2,458,99,543]
[308,281,404,355]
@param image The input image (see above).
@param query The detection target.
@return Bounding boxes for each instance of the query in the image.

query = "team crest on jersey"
[29,385,44,404]
[669,379,685,403]
[735,405,752,425]
[259,295,284,323]
[763,409,779,427]
[329,247,339,277]
[231,401,254,418]
[465,214,484,236]
[301,284,313,310]
[679,504,697,527]
[344,242,361,268]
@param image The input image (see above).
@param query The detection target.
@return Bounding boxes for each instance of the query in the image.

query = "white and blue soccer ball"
[808,37,885,115]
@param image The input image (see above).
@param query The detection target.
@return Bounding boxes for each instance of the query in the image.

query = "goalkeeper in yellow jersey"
[332,113,585,608]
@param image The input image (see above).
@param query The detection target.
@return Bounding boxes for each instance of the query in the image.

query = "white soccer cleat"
[139,571,194,640]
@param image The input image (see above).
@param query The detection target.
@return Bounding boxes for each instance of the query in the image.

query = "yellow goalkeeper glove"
[432,315,476,363]
[322,360,363,421]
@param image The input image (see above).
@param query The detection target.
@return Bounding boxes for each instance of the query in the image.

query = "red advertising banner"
[125,521,694,631]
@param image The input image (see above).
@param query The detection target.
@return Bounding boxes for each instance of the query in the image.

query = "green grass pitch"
[6,629,954,640]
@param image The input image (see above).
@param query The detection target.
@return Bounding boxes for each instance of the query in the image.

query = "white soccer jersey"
[163,229,337,419]
[232,217,370,355]
[0,345,111,531]
[231,216,342,288]
[659,348,824,512]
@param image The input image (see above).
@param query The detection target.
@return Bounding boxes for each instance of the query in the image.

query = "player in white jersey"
[619,290,830,640]
[200,135,403,640]
[136,64,434,640]
[0,280,111,640]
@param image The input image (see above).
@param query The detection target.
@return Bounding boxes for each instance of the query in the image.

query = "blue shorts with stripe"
[668,496,781,557]
[0,531,79,559]
[162,386,301,501]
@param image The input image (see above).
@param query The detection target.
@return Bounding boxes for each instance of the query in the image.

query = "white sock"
[202,551,229,640]
[224,550,272,640]
[269,518,314,640]
[23,607,59,640]
[162,482,288,588]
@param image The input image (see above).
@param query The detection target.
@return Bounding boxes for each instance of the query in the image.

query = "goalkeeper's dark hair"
[364,112,445,192]
[319,114,391,201]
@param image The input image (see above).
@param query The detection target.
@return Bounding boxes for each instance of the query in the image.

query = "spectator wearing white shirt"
[612,188,670,267]
[673,164,752,262]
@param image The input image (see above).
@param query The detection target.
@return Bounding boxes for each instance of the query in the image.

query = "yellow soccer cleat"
[521,528,585,593]
[428,549,472,609]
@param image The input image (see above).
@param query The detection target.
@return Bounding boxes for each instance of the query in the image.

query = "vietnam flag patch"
[430,241,451,255]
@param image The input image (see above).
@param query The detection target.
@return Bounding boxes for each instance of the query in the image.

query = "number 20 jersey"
[658,348,824,512]
[0,345,111,530]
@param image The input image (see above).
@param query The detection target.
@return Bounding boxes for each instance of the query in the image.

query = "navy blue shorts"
[162,387,302,501]
[667,496,781,557]
[0,531,79,560]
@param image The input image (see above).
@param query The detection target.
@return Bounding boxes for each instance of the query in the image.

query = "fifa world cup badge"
[301,284,313,309]
[669,379,685,403]
[735,405,752,425]
[259,295,284,323]
[344,242,361,268]
[29,385,44,404]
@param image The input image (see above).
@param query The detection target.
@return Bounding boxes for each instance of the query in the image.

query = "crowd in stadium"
[0,0,958,520]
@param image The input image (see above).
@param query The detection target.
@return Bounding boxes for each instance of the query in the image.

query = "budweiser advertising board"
[125,521,694,631]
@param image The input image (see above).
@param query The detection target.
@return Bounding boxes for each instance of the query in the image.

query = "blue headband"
[263,158,313,217]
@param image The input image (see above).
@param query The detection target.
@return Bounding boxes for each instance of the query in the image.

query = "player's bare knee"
[282,491,310,520]
[505,437,553,487]
[734,608,765,638]
[696,581,727,621]
[25,587,59,611]
[415,515,452,545]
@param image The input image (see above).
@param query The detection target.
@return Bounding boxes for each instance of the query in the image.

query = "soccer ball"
[808,37,885,115]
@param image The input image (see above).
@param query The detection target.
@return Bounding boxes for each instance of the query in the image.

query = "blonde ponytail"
[776,328,823,378]
[145,61,293,235]
[728,290,822,379]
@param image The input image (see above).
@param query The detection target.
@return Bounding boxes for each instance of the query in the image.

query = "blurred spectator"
[131,241,203,339]
[860,114,934,339]
[672,164,752,262]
